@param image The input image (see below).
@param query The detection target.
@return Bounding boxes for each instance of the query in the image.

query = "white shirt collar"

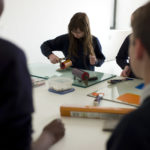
[141,83,150,104]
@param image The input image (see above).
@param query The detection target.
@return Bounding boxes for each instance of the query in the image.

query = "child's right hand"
[43,119,65,145]
[49,54,60,64]
[31,119,65,150]
[120,65,131,77]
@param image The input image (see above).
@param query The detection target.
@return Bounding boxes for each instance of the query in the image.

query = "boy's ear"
[134,38,144,60]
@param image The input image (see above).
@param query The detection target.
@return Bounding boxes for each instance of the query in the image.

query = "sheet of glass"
[73,71,116,88]
[28,63,61,79]
[54,69,116,88]
[90,78,143,100]
[28,63,116,88]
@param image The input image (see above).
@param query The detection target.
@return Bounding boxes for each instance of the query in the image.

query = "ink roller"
[60,59,72,69]
[72,68,89,86]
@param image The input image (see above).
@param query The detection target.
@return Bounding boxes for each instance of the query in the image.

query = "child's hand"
[32,119,65,150]
[89,55,97,65]
[120,65,131,77]
[43,119,65,144]
[49,54,60,64]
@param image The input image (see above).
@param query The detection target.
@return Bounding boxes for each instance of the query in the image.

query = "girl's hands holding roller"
[49,54,60,64]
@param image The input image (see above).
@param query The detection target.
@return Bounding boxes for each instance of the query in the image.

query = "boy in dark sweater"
[0,1,65,149]
[107,2,150,150]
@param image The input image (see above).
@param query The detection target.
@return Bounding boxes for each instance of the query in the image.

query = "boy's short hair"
[131,2,150,56]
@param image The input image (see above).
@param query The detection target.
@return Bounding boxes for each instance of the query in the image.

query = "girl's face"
[71,28,84,39]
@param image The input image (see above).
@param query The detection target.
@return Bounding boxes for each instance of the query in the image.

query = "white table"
[31,65,143,150]
[28,64,142,150]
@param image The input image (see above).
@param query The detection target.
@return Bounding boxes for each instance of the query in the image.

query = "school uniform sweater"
[41,34,105,71]
[0,38,33,150]
[107,84,150,150]
[116,34,136,78]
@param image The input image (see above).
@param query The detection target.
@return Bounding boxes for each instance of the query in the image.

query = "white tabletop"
[31,72,143,150]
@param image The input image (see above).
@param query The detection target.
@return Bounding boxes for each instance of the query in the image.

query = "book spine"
[70,111,124,119]
[60,106,135,119]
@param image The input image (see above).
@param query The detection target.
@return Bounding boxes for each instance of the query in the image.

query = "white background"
[0,0,148,66]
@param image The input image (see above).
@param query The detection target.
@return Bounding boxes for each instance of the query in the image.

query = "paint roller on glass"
[72,68,89,86]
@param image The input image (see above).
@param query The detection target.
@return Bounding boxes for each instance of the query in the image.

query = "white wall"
[116,0,148,29]
[0,0,112,64]
[0,0,148,75]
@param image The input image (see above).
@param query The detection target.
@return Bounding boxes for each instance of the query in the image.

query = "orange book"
[60,105,135,119]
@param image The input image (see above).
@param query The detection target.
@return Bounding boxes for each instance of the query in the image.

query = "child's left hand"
[89,55,97,65]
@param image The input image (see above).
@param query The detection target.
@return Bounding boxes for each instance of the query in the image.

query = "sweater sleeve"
[106,110,149,150]
[93,36,105,67]
[40,34,68,58]
[107,114,134,150]
[116,35,130,69]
